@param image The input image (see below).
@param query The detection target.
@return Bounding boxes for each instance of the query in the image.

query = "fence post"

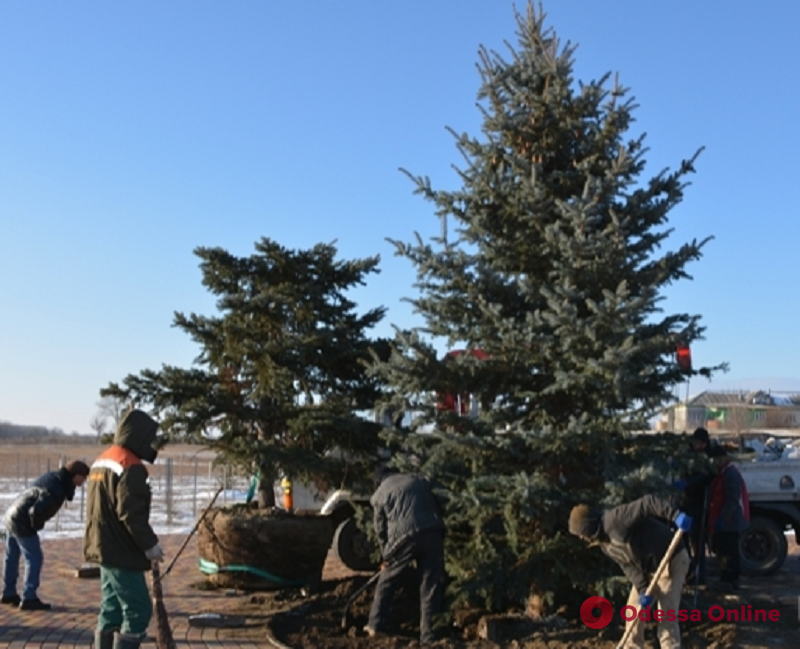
[208,461,213,511]
[193,458,198,518]
[166,458,174,525]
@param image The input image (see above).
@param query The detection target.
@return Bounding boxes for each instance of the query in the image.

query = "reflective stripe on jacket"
[83,444,158,571]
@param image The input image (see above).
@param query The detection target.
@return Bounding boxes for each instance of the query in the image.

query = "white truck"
[736,458,800,575]
[276,480,378,572]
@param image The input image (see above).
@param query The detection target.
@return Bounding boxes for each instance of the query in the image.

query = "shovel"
[157,485,224,583]
[340,570,382,629]
[616,528,685,649]
[693,487,710,608]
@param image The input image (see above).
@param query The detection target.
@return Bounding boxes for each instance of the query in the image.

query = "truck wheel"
[739,516,787,576]
[333,518,378,572]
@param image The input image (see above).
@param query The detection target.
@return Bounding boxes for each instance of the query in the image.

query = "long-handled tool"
[693,487,710,608]
[340,570,382,629]
[152,561,177,649]
[150,485,224,649]
[616,529,685,649]
[157,485,224,583]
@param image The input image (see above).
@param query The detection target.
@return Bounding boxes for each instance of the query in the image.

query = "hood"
[568,504,602,539]
[114,409,160,463]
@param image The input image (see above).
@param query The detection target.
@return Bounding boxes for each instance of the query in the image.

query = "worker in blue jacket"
[2,460,90,610]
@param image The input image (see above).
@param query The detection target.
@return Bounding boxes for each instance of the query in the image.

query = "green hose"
[198,557,308,587]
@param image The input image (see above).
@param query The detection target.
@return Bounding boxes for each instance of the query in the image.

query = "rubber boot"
[94,630,115,649]
[112,632,143,649]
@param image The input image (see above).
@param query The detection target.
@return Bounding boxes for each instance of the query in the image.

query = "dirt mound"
[197,506,335,589]
[190,554,800,648]
[263,563,800,648]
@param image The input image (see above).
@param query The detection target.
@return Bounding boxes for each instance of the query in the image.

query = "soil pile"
[195,554,800,648]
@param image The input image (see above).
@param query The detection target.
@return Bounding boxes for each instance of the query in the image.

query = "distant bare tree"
[89,414,107,443]
[92,396,128,442]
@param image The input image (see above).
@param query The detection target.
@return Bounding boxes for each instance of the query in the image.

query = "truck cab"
[735,457,800,575]
[275,480,378,572]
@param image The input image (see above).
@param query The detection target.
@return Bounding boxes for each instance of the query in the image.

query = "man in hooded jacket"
[569,495,692,649]
[84,409,164,649]
[2,460,90,610]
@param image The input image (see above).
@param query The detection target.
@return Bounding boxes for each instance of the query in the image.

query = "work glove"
[145,544,165,562]
[638,594,654,608]
[671,479,687,491]
[674,512,693,532]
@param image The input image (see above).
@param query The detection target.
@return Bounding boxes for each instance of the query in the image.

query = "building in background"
[657,390,800,434]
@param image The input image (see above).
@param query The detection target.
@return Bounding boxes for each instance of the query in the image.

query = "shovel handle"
[340,570,382,629]
[158,485,224,582]
[616,528,684,649]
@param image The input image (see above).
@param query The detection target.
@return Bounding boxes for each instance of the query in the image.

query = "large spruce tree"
[103,238,388,507]
[372,4,723,614]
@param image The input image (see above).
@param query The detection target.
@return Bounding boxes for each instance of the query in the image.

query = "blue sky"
[2,1,799,435]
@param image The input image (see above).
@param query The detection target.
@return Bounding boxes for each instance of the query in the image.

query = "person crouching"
[569,495,692,649]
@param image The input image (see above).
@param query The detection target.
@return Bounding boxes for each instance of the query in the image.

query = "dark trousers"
[712,531,740,584]
[369,529,444,643]
[688,524,707,582]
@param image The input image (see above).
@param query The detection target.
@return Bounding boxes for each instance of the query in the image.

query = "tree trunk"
[256,401,278,509]
[257,467,276,509]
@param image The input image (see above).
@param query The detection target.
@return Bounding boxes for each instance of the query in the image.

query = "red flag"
[676,343,692,372]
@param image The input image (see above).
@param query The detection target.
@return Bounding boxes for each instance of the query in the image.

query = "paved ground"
[0,534,354,648]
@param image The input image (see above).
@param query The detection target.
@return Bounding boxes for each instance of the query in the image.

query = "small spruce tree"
[371,3,724,614]
[103,238,388,507]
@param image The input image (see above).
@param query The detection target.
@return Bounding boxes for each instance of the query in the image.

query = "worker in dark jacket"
[673,427,716,585]
[2,460,90,610]
[706,446,748,591]
[569,495,692,649]
[366,469,446,644]
[84,409,163,649]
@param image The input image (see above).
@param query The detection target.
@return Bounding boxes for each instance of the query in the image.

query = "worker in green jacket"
[83,409,163,649]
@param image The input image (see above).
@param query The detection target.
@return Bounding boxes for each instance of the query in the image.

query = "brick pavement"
[0,534,356,649]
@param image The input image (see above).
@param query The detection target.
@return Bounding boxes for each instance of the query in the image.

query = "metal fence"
[0,450,251,536]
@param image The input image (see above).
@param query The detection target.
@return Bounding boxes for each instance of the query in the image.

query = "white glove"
[145,543,164,562]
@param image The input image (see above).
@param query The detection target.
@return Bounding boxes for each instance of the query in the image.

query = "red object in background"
[676,343,692,372]
[437,349,488,414]
[443,349,489,362]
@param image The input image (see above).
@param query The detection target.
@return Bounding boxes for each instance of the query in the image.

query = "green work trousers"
[97,565,152,636]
